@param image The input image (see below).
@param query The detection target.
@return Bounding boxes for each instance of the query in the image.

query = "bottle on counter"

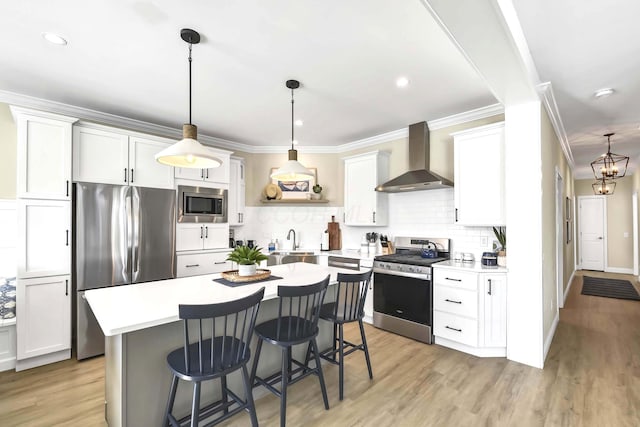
[268,239,276,253]
[321,230,329,251]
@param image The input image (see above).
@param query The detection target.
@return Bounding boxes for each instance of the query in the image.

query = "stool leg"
[303,341,313,372]
[191,381,201,427]
[338,323,345,401]
[287,346,293,382]
[221,375,229,414]
[280,347,289,427]
[359,319,373,379]
[250,338,263,387]
[164,374,178,427]
[332,322,338,362]
[241,364,259,427]
[311,338,329,410]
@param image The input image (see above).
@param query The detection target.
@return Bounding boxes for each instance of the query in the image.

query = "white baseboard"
[434,336,506,358]
[363,315,373,325]
[605,267,634,275]
[543,311,560,363]
[564,270,575,305]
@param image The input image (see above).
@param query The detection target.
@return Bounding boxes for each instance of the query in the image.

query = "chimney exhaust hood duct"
[375,121,453,193]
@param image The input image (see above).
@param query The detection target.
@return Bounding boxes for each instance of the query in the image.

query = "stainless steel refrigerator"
[73,182,176,360]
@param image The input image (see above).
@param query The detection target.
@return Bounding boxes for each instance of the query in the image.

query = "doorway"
[578,196,606,271]
[555,169,564,308]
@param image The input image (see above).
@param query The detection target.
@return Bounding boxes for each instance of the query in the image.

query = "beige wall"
[575,176,633,270]
[0,104,17,199]
[540,105,575,341]
[240,114,505,206]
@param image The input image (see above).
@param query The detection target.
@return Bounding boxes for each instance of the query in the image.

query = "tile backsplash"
[233,188,496,260]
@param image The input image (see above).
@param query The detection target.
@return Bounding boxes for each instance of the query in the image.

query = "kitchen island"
[86,262,352,427]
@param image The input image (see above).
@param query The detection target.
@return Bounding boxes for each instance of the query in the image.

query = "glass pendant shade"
[592,177,616,195]
[590,133,628,179]
[271,79,314,182]
[156,124,221,168]
[156,28,222,169]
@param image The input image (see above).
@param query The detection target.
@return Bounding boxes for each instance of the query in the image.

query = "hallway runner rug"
[582,276,640,301]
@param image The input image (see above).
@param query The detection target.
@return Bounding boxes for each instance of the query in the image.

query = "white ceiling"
[513,0,640,179]
[4,1,635,179]
[0,0,496,147]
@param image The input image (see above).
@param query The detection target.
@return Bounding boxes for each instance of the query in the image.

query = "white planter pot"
[238,264,257,276]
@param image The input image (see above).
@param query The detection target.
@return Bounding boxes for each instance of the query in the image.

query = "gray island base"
[87,263,349,426]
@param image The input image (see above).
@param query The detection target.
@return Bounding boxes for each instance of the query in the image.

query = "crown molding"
[0,89,503,155]
[538,82,574,170]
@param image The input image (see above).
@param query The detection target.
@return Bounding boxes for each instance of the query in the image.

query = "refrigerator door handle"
[131,186,141,282]
[122,185,132,284]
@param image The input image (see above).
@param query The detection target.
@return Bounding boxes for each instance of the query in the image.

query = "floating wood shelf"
[260,199,330,204]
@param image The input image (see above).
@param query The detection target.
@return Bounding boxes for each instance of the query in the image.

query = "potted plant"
[311,184,323,200]
[227,245,269,276]
[493,226,506,267]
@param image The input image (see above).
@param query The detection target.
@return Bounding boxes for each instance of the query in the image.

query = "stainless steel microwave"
[177,185,228,223]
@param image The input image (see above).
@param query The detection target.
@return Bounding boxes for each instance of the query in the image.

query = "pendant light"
[155,29,221,169]
[590,133,628,180]
[592,176,616,195]
[270,79,314,181]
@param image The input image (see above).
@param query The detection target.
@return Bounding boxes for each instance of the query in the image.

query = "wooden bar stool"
[164,287,265,427]
[309,270,373,400]
[250,276,330,427]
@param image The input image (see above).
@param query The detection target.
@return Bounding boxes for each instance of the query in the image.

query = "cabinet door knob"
[488,278,492,295]
[124,168,128,183]
[372,211,376,223]
[66,180,69,197]
[200,226,203,239]
[445,298,462,304]
[65,279,68,296]
[185,264,200,268]
[455,208,459,222]
[201,169,204,179]
[130,169,134,183]
[445,325,462,333]
[66,230,69,246]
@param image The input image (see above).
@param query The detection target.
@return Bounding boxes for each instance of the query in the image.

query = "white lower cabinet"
[176,251,232,277]
[16,275,71,368]
[176,223,229,252]
[433,266,507,357]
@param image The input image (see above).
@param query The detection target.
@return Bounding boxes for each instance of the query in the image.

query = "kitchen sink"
[267,251,318,266]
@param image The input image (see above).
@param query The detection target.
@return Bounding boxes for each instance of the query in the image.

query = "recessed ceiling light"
[42,32,68,45]
[295,119,303,126]
[594,88,614,98]
[396,77,409,88]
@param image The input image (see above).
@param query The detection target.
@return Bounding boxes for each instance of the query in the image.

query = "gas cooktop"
[374,253,448,267]
[374,236,451,267]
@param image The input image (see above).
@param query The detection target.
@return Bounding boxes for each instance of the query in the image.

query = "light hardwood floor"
[2,271,640,426]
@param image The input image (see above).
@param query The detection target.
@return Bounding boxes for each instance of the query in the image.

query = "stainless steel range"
[373,236,450,344]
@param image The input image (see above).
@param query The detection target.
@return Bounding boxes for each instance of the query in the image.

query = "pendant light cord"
[291,87,295,150]
[188,43,193,125]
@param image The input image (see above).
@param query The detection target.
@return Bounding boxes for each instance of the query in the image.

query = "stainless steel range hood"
[375,122,453,193]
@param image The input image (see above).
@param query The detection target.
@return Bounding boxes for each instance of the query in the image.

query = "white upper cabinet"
[228,158,246,226]
[17,199,71,279]
[73,124,175,189]
[176,223,229,252]
[12,107,77,200]
[452,122,505,226]
[175,150,231,185]
[128,136,175,189]
[343,151,389,226]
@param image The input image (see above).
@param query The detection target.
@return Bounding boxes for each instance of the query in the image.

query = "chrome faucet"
[287,229,297,250]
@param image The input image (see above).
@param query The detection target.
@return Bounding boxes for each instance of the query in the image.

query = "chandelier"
[590,133,628,180]
[592,176,616,195]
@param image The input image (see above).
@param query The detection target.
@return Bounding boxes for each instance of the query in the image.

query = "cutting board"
[328,218,341,250]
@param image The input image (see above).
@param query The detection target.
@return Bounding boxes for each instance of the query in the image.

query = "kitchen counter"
[433,259,508,273]
[85,263,351,427]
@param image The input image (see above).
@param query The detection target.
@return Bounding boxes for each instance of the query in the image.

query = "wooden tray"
[221,269,271,283]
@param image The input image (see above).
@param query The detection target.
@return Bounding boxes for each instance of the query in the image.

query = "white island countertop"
[86,262,347,337]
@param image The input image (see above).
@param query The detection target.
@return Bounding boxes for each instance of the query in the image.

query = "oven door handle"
[373,267,430,281]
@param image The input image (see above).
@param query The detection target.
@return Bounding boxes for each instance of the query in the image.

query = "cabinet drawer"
[433,269,477,291]
[434,285,477,318]
[434,311,478,347]
[177,252,231,277]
